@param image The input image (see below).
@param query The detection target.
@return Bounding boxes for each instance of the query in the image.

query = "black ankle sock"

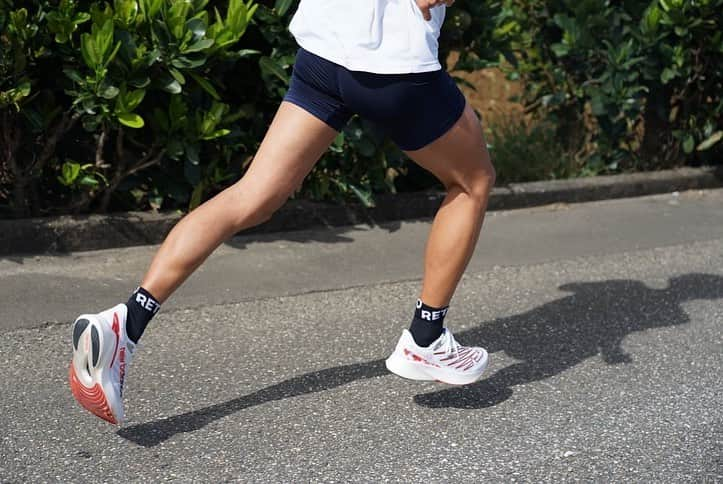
[409,299,448,347]
[125,286,161,343]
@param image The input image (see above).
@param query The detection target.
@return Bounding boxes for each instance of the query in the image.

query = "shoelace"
[440,329,461,359]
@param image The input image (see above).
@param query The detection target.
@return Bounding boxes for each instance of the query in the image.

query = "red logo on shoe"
[403,348,440,368]
[109,313,120,368]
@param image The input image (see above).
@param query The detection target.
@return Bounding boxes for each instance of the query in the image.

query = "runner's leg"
[141,102,338,303]
[404,103,495,308]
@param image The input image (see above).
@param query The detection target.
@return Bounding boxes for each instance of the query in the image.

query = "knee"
[226,183,290,229]
[447,157,496,204]
[475,158,496,196]
[248,192,289,226]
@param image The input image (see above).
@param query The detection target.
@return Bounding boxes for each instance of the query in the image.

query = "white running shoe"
[385,328,488,385]
[69,303,135,425]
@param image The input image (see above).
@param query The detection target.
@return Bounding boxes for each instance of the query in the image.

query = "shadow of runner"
[118,360,388,447]
[415,273,723,409]
[118,273,722,446]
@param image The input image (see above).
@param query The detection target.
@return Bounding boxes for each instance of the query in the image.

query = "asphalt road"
[1,190,722,482]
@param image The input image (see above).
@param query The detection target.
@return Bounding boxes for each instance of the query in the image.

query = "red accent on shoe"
[403,348,440,368]
[68,363,117,424]
[109,312,120,368]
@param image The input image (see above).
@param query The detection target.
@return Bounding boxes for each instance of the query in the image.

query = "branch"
[115,127,124,165]
[125,147,166,177]
[99,143,165,212]
[33,111,81,172]
[95,124,108,168]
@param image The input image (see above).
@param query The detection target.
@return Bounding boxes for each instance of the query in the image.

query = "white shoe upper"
[70,303,135,424]
[386,328,488,385]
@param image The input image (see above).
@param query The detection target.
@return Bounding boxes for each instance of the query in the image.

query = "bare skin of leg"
[404,103,496,308]
[140,102,338,303]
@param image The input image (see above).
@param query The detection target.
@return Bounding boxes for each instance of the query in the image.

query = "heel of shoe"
[385,354,432,381]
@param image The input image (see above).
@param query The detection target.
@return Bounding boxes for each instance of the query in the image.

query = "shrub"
[0,0,258,217]
[3,0,718,219]
[0,0,513,217]
[503,0,723,172]
[487,117,577,183]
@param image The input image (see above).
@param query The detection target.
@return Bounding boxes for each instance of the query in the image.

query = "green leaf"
[169,67,186,85]
[185,143,201,165]
[200,128,230,140]
[660,67,676,84]
[274,0,294,16]
[158,72,183,94]
[79,176,100,187]
[129,75,151,89]
[140,0,163,20]
[495,20,518,36]
[188,72,221,100]
[104,41,122,68]
[73,12,90,25]
[168,2,193,39]
[235,49,261,58]
[171,54,207,69]
[348,184,375,208]
[696,131,723,151]
[80,32,98,69]
[96,20,115,65]
[12,81,31,101]
[333,132,345,148]
[259,56,290,84]
[186,18,207,40]
[226,0,249,33]
[682,135,695,154]
[124,89,146,111]
[590,94,608,116]
[189,182,205,211]
[183,38,214,53]
[63,68,84,83]
[550,43,569,58]
[62,162,81,184]
[117,112,145,128]
[99,84,120,99]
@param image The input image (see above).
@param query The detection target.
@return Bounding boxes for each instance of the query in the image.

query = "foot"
[69,304,136,424]
[385,328,488,385]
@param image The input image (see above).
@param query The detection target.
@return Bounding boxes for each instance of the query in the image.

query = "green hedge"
[502,0,722,173]
[0,0,500,218]
[1,0,720,218]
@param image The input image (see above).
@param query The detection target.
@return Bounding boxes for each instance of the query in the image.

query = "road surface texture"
[1,189,722,482]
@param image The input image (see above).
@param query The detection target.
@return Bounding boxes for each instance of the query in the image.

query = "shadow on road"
[118,359,388,447]
[118,273,723,447]
[414,273,722,409]
[223,220,402,251]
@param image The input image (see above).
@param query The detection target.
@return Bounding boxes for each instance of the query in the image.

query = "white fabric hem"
[295,39,442,75]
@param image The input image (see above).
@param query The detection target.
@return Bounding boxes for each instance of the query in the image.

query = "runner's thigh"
[403,103,494,190]
[237,101,339,204]
[339,68,492,187]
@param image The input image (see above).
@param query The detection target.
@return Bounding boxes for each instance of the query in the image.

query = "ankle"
[408,299,448,347]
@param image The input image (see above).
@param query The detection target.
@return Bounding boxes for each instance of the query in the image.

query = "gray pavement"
[1,190,722,482]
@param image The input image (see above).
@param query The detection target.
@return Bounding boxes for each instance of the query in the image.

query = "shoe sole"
[69,316,120,424]
[69,363,117,424]
[385,352,488,386]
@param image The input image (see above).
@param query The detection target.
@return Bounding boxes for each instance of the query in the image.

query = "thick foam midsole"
[386,353,488,385]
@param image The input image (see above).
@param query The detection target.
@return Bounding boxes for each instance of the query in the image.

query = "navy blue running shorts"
[283,48,467,151]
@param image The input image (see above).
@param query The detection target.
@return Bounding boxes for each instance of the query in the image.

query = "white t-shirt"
[289,0,446,74]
